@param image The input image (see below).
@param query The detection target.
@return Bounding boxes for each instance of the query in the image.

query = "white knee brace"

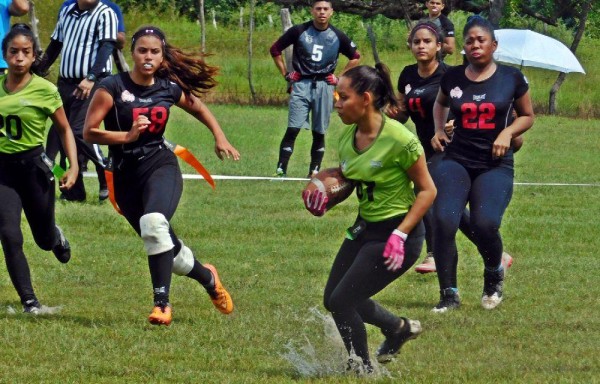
[139,213,174,255]
[172,239,195,276]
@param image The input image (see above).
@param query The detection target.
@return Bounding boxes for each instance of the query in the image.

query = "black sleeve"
[269,24,302,57]
[38,39,63,75]
[90,41,116,77]
[97,74,118,95]
[440,16,455,38]
[398,68,408,95]
[513,68,530,99]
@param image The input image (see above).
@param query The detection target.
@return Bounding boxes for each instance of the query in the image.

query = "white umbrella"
[493,29,585,74]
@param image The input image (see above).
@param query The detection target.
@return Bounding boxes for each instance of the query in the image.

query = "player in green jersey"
[0,24,78,313]
[303,63,436,373]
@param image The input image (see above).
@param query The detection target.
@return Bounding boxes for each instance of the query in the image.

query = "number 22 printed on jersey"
[461,102,496,130]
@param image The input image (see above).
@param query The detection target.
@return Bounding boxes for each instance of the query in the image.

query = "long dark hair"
[2,23,43,75]
[131,26,218,100]
[342,63,398,110]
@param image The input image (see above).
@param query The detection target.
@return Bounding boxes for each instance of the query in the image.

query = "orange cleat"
[204,264,234,314]
[148,304,172,326]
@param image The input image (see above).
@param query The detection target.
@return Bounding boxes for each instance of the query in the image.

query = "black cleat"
[99,188,109,201]
[376,317,422,363]
[432,287,461,313]
[52,226,71,264]
[482,267,505,310]
[23,299,42,314]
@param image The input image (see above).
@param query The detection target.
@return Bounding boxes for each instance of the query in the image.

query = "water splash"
[282,307,391,379]
[6,305,64,315]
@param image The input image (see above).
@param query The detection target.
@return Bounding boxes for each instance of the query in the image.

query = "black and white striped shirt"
[51,1,118,79]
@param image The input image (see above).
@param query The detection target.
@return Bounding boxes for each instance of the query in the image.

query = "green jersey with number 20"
[338,116,423,222]
[0,74,62,154]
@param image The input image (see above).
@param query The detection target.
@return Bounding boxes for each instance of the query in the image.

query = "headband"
[131,27,166,47]
[410,24,441,42]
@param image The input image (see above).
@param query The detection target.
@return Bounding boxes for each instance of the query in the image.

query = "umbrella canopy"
[493,29,585,74]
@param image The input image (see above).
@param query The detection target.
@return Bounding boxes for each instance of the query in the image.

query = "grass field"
[0,105,598,383]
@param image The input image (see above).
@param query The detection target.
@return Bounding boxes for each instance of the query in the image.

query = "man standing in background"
[39,0,117,202]
[424,0,455,59]
[270,0,360,178]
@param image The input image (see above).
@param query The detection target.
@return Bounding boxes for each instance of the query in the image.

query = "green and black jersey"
[337,116,423,222]
[0,74,62,154]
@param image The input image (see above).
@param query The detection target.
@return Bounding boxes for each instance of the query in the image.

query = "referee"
[39,0,118,201]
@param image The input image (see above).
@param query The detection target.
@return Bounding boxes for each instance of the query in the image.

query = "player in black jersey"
[430,16,534,312]
[395,21,463,274]
[270,0,360,178]
[395,22,513,275]
[83,26,240,326]
[0,25,78,313]
[424,0,455,59]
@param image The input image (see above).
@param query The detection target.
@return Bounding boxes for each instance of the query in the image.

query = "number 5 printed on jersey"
[133,106,168,134]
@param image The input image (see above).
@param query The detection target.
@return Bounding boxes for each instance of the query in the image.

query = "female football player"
[83,26,240,325]
[430,15,534,312]
[303,63,436,372]
[0,24,78,313]
[395,21,515,275]
[394,21,458,273]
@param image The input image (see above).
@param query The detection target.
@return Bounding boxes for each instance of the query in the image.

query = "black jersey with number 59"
[440,64,528,169]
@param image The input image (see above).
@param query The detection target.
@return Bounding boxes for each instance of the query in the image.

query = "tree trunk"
[549,0,591,114]
[488,0,507,28]
[365,23,380,64]
[198,0,206,53]
[248,0,257,103]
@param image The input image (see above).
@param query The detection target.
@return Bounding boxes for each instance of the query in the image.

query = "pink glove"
[383,229,407,271]
[285,71,301,82]
[325,73,339,85]
[302,189,328,217]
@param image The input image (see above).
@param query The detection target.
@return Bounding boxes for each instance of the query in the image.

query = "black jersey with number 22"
[440,64,528,169]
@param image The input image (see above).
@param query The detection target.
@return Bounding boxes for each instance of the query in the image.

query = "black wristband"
[85,73,98,82]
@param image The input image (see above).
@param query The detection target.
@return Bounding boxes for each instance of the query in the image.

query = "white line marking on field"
[82,172,599,186]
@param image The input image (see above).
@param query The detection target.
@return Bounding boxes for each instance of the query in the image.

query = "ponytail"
[342,63,398,110]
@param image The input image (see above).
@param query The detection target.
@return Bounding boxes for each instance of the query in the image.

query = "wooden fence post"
[280,8,293,74]
[248,0,257,103]
[198,0,206,53]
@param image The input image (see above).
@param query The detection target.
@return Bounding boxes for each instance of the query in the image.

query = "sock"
[148,250,174,305]
[309,131,325,174]
[186,260,214,288]
[277,127,301,173]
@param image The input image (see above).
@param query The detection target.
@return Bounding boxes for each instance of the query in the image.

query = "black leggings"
[323,216,425,365]
[430,158,513,290]
[113,148,212,302]
[0,148,57,303]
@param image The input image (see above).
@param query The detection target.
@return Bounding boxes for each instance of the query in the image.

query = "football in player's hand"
[303,167,355,212]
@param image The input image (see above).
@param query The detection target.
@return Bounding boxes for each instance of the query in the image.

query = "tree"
[549,0,592,114]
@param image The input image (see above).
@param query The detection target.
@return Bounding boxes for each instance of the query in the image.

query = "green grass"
[0,105,598,383]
